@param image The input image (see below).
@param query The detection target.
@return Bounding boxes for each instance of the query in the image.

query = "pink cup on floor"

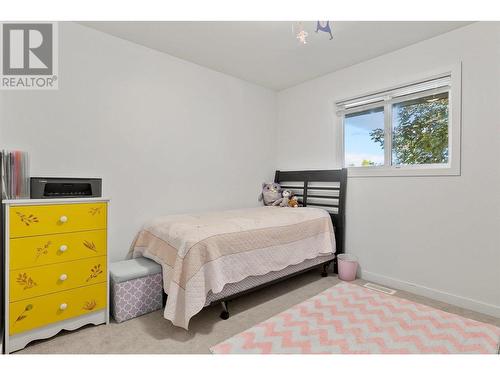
[337,254,358,281]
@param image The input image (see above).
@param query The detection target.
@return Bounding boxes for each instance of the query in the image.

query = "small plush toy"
[259,182,282,206]
[273,190,292,207]
[288,195,300,208]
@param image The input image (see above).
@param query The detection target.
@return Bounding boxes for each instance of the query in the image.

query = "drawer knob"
[59,245,68,252]
[59,274,68,281]
[59,215,68,223]
[59,303,68,311]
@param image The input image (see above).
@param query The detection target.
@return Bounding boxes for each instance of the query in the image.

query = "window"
[337,71,461,177]
[344,107,384,167]
[391,91,449,166]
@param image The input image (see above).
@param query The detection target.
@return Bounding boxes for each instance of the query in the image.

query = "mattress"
[131,206,336,329]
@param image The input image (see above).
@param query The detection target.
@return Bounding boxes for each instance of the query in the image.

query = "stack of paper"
[1,150,30,199]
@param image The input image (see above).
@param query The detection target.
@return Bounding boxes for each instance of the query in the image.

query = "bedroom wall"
[0,22,277,261]
[275,22,500,316]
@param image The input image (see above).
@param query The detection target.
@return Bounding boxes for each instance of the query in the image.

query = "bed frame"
[275,168,347,268]
[211,168,347,320]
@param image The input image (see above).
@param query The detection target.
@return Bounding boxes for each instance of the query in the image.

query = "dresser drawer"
[10,230,107,270]
[9,203,107,238]
[10,256,107,302]
[9,282,106,335]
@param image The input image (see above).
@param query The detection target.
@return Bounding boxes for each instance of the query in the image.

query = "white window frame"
[336,64,462,177]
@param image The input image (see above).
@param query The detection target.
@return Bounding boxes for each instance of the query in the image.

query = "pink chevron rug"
[210,282,500,354]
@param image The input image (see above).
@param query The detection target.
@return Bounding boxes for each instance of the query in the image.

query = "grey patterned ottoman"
[110,257,163,323]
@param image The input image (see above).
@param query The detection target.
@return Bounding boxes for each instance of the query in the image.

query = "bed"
[130,169,347,329]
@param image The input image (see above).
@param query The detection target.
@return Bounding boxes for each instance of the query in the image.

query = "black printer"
[30,177,102,199]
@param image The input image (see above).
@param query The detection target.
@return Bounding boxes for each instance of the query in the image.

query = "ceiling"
[81,21,471,90]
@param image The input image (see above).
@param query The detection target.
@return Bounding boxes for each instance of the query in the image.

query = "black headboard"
[274,169,347,259]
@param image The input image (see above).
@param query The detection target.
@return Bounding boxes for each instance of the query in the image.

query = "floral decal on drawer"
[16,273,38,289]
[35,241,52,261]
[86,264,103,282]
[83,240,97,252]
[83,300,97,311]
[88,207,102,216]
[15,304,33,323]
[16,212,39,226]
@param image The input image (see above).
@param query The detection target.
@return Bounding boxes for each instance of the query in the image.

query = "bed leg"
[220,301,230,320]
[321,262,331,277]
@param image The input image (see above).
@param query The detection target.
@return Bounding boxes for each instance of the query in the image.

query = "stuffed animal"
[288,195,300,208]
[259,182,282,206]
[273,190,292,207]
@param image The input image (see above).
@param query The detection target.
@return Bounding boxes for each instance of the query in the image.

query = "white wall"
[0,22,277,261]
[276,22,500,316]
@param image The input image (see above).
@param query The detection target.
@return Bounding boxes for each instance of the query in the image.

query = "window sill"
[347,165,460,178]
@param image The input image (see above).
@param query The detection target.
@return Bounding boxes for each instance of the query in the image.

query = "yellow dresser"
[3,198,109,353]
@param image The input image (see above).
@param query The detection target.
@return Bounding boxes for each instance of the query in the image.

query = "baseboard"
[360,270,500,318]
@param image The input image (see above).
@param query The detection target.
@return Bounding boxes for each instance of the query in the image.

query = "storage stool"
[110,257,163,323]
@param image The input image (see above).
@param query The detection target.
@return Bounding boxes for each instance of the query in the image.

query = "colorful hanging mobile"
[294,22,308,44]
[316,21,333,40]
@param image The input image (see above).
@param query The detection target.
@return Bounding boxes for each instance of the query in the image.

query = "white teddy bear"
[272,190,292,207]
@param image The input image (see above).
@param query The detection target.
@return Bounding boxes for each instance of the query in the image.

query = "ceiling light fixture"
[294,22,308,44]
[293,21,334,45]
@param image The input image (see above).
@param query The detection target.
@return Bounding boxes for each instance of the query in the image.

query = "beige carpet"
[17,271,500,354]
